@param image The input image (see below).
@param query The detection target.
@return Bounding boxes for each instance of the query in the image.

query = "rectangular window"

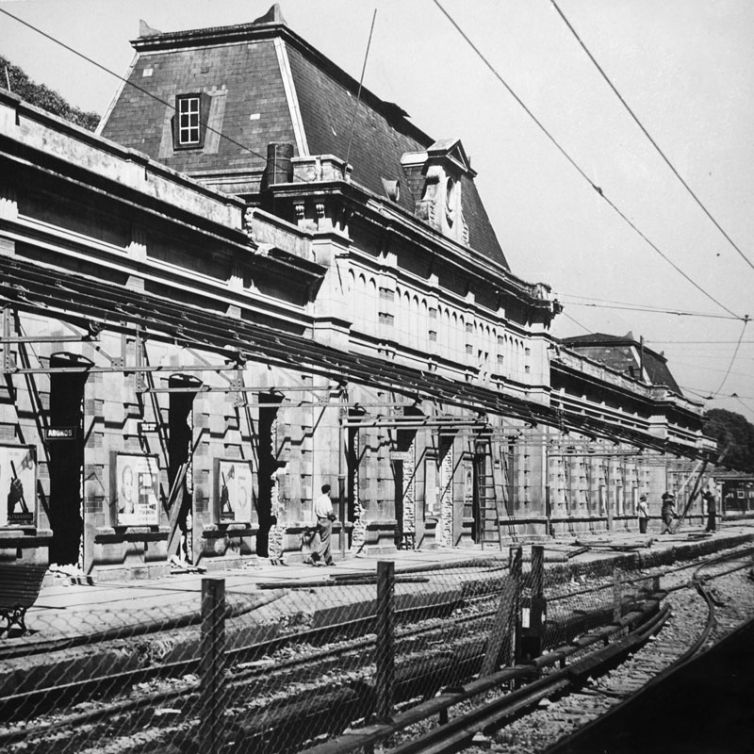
[174,93,211,149]
[178,96,201,145]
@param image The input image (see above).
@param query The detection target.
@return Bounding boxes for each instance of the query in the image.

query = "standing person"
[637,493,650,534]
[660,492,677,534]
[703,485,718,533]
[309,483,336,567]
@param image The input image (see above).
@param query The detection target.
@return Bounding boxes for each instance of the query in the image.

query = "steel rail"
[311,547,752,754]
[541,543,753,754]
[305,599,668,754]
[0,579,505,725]
[0,549,747,749]
[0,583,658,744]
[386,606,671,754]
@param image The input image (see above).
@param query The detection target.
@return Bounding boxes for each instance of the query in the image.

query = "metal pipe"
[343,420,488,429]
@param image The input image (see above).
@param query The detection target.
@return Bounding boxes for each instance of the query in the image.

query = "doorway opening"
[48,353,89,566]
[256,394,282,557]
[167,375,201,563]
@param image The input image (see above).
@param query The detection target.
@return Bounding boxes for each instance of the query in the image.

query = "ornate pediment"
[425,138,475,177]
[401,138,472,245]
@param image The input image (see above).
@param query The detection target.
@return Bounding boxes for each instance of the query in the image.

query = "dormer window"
[401,138,472,245]
[174,93,210,149]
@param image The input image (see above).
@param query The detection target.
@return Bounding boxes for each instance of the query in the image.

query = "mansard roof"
[561,332,682,394]
[98,5,508,267]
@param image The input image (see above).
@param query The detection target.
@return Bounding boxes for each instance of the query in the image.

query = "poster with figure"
[215,459,253,523]
[115,454,160,526]
[0,444,36,526]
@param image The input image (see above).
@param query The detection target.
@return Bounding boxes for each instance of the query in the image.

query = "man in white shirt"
[309,483,335,566]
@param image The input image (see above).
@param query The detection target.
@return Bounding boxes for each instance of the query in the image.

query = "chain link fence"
[0,548,660,753]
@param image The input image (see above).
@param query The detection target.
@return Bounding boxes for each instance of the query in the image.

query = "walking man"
[660,492,677,534]
[637,493,650,534]
[309,483,336,566]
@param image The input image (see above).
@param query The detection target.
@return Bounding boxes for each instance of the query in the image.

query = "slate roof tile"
[101,17,508,267]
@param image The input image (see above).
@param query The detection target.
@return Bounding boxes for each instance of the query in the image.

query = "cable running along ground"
[431,0,744,322]
[549,0,754,275]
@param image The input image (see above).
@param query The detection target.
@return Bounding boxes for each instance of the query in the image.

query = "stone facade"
[0,12,716,576]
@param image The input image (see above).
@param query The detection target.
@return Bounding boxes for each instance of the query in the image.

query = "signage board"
[115,454,160,526]
[0,444,36,526]
[215,459,254,524]
[45,426,77,441]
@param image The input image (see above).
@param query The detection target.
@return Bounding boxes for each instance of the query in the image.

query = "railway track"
[380,547,754,754]
[1,546,752,753]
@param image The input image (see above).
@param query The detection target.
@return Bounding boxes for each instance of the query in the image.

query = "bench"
[0,562,48,636]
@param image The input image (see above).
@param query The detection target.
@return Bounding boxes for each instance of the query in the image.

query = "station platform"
[7,521,753,653]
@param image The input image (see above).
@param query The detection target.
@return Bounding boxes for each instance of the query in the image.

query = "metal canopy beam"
[0,255,711,463]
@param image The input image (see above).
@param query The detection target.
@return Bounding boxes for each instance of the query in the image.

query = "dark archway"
[48,353,90,566]
[167,374,202,562]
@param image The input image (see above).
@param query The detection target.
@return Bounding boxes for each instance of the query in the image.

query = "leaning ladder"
[478,435,514,550]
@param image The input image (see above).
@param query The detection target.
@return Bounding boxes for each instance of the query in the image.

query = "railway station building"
[0,6,716,578]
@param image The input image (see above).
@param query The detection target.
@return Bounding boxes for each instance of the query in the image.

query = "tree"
[703,409,754,472]
[1,56,99,131]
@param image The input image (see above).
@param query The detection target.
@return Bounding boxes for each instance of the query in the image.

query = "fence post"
[520,544,547,661]
[199,577,226,754]
[531,544,545,598]
[481,544,522,675]
[375,561,395,722]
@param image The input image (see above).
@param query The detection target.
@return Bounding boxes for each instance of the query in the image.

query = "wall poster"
[115,453,160,526]
[215,459,254,524]
[0,443,36,526]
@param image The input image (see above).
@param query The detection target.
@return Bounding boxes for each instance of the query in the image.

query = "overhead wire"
[549,0,754,275]
[733,394,754,414]
[0,6,318,186]
[431,0,744,322]
[7,3,752,404]
[560,300,740,320]
[345,9,377,170]
[667,359,752,382]
[559,291,744,319]
[560,311,591,334]
[647,339,754,345]
[709,316,750,397]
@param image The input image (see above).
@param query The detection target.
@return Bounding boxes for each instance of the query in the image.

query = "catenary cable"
[561,311,591,334]
[709,316,750,397]
[560,300,740,320]
[432,0,745,321]
[0,6,320,186]
[345,9,377,170]
[648,340,754,345]
[549,0,754,275]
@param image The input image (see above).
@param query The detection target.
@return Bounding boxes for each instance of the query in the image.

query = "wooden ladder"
[478,435,514,550]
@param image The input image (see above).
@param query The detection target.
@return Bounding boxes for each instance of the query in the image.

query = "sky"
[1,0,753,423]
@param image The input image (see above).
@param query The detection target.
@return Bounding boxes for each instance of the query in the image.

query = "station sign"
[44,426,77,441]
